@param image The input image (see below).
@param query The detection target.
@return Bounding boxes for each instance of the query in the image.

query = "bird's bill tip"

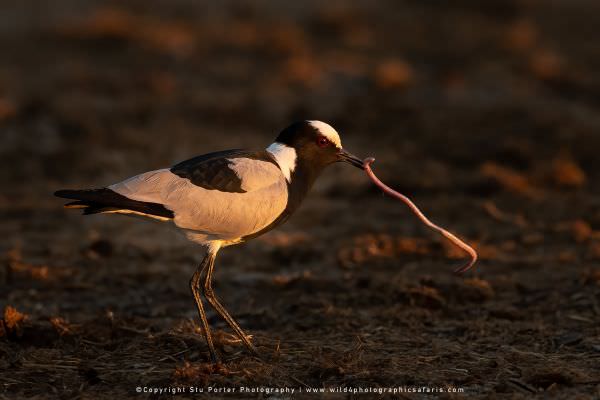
[337,149,364,169]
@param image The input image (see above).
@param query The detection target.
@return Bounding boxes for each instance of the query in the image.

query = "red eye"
[317,137,330,148]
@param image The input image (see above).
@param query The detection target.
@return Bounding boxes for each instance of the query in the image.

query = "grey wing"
[109,158,288,241]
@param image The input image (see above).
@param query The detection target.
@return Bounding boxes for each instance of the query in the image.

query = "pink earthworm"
[363,157,477,273]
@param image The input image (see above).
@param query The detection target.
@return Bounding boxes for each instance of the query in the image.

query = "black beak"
[337,149,364,169]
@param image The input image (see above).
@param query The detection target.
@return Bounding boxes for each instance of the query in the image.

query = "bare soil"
[1,1,600,398]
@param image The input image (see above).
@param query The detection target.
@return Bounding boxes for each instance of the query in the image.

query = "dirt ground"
[1,0,600,398]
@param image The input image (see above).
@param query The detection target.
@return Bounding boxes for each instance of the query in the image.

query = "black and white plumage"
[55,120,364,362]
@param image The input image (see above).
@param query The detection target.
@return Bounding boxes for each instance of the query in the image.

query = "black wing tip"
[54,188,108,199]
[55,187,175,219]
[54,189,72,198]
[54,189,96,199]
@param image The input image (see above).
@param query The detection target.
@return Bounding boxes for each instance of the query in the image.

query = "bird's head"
[267,120,363,182]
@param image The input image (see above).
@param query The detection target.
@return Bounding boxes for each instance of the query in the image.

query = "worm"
[363,157,478,273]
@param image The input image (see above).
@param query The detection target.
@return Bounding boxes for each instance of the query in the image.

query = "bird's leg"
[202,253,259,356]
[189,254,219,363]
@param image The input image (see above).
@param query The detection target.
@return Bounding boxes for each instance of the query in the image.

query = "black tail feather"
[54,188,174,219]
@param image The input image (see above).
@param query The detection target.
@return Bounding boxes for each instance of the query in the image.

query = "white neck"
[266,142,297,182]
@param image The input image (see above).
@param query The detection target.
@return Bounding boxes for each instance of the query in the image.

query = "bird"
[55,120,364,363]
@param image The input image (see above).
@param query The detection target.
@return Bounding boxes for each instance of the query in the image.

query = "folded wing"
[108,150,288,241]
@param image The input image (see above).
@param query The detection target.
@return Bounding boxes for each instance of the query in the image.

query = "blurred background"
[1,0,599,398]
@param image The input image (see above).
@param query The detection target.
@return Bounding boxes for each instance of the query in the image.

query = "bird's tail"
[54,188,174,219]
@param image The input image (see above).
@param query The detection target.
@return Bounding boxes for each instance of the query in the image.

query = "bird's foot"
[215,331,253,346]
